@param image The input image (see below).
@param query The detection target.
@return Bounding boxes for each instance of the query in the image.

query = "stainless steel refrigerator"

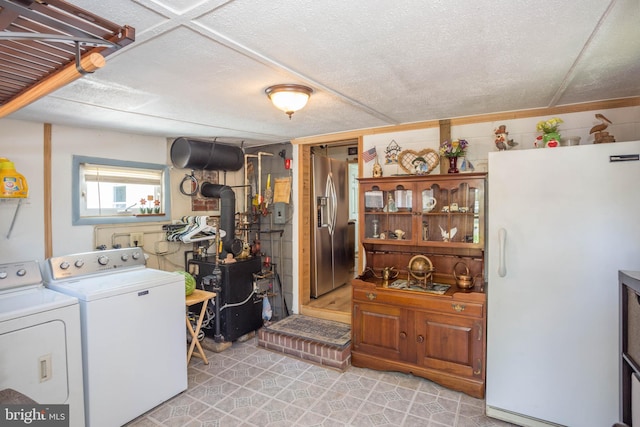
[486,140,640,427]
[311,154,353,298]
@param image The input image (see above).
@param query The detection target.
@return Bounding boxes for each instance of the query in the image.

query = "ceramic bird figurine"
[589,113,616,143]
[439,225,457,242]
[589,113,612,134]
[494,125,518,151]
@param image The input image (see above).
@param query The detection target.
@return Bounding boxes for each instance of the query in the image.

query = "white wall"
[0,120,45,262]
[0,119,244,267]
[362,106,640,177]
[50,125,170,256]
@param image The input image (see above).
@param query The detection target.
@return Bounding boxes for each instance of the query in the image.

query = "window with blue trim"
[73,156,171,225]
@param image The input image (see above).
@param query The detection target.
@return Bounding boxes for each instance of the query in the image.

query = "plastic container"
[560,136,581,147]
[0,161,29,198]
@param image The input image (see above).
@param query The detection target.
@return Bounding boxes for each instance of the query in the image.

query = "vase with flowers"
[439,139,469,173]
[153,199,161,214]
[536,117,563,148]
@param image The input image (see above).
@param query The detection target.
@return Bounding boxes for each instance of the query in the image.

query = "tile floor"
[127,336,519,427]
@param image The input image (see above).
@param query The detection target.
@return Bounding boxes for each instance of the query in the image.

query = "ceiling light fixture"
[265,84,313,119]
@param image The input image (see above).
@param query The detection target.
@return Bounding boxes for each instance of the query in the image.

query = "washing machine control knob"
[0,272,7,279]
[98,255,109,266]
[120,254,129,261]
[16,269,26,277]
[74,260,84,268]
[132,252,140,260]
[60,261,70,270]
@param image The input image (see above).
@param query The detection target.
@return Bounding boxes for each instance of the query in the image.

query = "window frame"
[72,155,171,225]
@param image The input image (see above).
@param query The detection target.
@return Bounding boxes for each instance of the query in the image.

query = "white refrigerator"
[486,140,640,427]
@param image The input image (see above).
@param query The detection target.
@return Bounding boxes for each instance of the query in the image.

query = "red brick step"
[257,327,351,371]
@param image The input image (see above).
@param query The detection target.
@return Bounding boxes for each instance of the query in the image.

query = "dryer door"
[0,320,69,403]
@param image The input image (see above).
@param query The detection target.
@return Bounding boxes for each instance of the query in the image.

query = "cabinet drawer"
[353,287,484,318]
[425,299,484,318]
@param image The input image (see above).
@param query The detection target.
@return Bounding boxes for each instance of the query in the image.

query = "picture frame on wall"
[348,147,358,156]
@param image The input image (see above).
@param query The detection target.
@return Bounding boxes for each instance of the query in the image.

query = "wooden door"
[352,301,411,362]
[415,310,483,379]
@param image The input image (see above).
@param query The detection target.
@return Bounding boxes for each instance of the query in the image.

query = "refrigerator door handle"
[498,228,507,277]
[325,173,337,235]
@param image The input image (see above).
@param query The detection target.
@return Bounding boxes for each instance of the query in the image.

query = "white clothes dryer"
[0,260,84,427]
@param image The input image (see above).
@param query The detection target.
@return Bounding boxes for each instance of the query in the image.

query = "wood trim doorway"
[295,141,362,325]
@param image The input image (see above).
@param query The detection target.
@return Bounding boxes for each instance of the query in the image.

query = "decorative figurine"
[372,156,383,177]
[494,125,518,151]
[412,156,428,175]
[590,113,616,143]
[385,194,398,212]
[460,157,475,172]
[439,225,457,242]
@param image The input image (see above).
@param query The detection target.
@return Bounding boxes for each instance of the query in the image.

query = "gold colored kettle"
[453,262,473,289]
[370,266,399,281]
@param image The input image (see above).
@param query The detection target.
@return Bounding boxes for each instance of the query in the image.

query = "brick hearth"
[257,327,351,371]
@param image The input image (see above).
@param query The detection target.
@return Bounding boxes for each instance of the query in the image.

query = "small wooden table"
[185,289,216,365]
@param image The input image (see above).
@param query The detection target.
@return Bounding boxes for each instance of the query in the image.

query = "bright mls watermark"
[1,405,69,426]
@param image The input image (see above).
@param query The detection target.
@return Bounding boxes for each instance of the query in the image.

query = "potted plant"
[536,117,563,148]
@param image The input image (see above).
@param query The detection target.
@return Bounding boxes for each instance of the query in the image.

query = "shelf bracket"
[6,198,24,239]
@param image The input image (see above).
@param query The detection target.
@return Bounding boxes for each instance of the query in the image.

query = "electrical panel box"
[274,202,287,224]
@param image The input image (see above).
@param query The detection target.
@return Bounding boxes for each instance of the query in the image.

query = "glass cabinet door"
[361,182,413,243]
[418,180,483,247]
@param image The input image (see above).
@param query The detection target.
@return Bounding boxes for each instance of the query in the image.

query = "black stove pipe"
[200,182,242,257]
[170,137,244,171]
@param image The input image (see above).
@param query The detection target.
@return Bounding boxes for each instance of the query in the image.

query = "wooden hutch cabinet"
[352,173,487,398]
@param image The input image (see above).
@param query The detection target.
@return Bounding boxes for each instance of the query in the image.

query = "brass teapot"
[371,266,399,281]
[453,261,483,290]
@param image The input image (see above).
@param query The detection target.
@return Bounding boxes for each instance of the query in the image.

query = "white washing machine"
[0,260,84,427]
[43,248,187,427]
